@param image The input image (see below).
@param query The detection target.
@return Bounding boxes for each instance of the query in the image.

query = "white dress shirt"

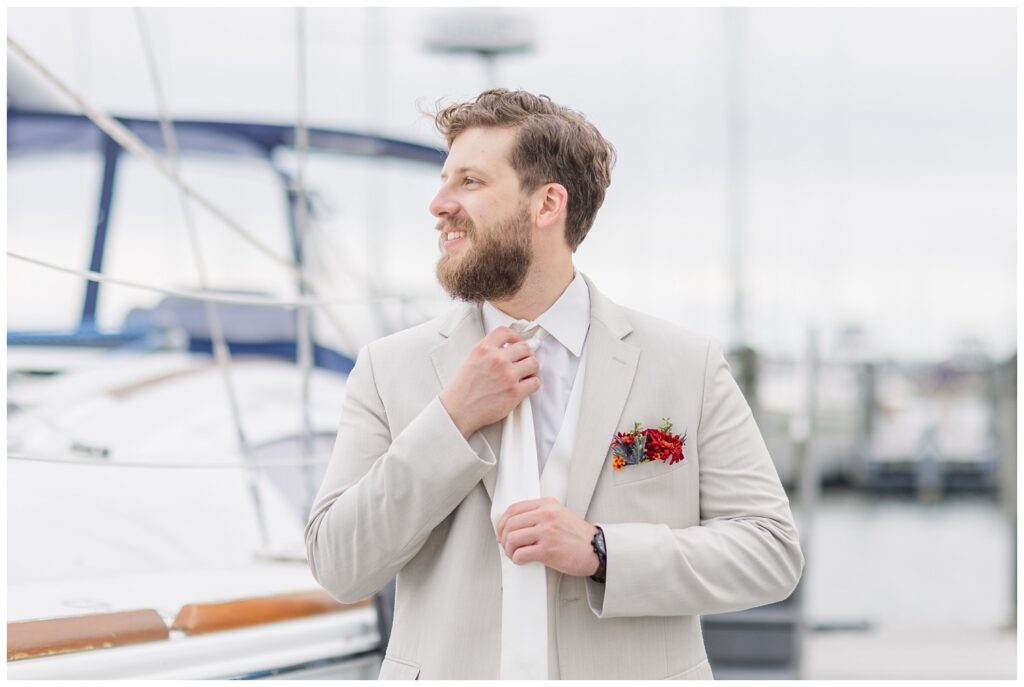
[482,270,591,471]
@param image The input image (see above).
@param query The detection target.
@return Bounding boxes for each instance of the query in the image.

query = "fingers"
[511,355,540,380]
[484,328,540,395]
[495,497,557,540]
[501,341,534,362]
[487,325,524,348]
[495,498,545,539]
[497,510,541,546]
[511,544,544,565]
[495,498,581,570]
[517,375,541,397]
[502,525,541,558]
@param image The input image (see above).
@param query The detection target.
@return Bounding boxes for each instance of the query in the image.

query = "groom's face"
[430,127,535,302]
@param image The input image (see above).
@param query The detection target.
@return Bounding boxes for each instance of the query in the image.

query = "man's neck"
[489,262,576,322]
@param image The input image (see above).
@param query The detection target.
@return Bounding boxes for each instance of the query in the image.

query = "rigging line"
[7,34,356,350]
[6,251,384,308]
[280,11,359,358]
[305,227,413,332]
[289,171,397,329]
[7,34,293,275]
[8,452,331,470]
[134,10,206,282]
[135,8,268,548]
[306,224,385,313]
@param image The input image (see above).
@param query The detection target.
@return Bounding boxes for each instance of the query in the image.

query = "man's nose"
[429,188,459,218]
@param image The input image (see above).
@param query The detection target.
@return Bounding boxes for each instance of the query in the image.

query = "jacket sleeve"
[304,344,496,603]
[585,337,805,618]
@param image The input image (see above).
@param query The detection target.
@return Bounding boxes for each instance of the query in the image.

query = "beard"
[435,202,533,302]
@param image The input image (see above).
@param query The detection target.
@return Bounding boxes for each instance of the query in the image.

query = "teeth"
[446,231,466,240]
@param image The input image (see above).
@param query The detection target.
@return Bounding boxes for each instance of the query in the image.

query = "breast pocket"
[611,455,690,487]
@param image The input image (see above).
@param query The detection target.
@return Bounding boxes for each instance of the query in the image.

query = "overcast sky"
[7,7,1016,362]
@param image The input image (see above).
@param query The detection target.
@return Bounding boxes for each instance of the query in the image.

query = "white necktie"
[490,320,549,680]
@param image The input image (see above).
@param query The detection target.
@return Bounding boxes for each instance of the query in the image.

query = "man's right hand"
[439,326,541,439]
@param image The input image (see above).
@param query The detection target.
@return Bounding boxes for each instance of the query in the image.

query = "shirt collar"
[481,270,591,357]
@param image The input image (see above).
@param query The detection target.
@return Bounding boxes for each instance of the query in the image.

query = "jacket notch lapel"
[565,295,640,519]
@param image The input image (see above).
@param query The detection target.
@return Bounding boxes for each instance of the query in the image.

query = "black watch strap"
[590,526,607,584]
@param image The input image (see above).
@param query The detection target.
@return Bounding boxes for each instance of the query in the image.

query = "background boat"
[6,64,443,674]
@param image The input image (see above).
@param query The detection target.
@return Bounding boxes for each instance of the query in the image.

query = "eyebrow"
[440,166,488,181]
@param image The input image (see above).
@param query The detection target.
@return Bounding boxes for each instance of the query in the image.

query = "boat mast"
[293,7,319,520]
[723,7,748,350]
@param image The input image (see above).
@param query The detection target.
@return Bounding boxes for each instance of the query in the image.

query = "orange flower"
[613,456,626,470]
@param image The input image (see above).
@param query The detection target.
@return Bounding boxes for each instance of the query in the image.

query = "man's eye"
[463,177,479,186]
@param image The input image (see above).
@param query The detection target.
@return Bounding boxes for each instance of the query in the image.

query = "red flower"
[642,428,686,464]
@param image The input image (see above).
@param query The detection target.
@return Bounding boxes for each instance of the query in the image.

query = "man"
[305,89,803,680]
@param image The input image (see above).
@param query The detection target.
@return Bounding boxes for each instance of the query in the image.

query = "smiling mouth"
[439,228,470,252]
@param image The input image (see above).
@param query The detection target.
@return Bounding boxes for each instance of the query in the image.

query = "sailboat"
[7,39,443,678]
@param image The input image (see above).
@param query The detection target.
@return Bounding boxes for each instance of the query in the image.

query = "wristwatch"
[590,526,607,584]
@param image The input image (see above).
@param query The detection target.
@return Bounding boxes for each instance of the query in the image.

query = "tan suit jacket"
[305,274,804,679]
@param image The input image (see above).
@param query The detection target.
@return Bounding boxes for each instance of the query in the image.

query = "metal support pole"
[792,326,820,679]
[294,7,318,517]
[82,133,120,329]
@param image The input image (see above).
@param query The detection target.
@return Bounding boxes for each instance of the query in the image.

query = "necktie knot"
[510,320,547,352]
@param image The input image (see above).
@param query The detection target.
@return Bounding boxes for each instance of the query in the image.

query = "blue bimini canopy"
[7,107,446,374]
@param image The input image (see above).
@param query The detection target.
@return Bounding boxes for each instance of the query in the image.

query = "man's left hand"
[496,497,600,577]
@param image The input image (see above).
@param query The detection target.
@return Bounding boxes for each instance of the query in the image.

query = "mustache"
[436,217,473,233]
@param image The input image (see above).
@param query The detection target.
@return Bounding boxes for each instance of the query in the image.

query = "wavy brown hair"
[434,89,615,251]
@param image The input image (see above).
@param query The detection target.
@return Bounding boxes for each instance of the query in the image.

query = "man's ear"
[535,183,568,232]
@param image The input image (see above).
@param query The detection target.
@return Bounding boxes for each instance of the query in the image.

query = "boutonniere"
[611,418,686,471]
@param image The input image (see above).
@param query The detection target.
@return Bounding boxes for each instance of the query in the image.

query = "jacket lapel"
[565,275,640,519]
[429,302,501,501]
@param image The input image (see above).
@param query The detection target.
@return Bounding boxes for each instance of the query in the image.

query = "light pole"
[422,9,536,89]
